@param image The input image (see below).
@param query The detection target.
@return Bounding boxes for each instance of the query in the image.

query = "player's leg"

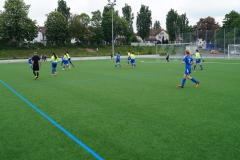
[68,58,74,67]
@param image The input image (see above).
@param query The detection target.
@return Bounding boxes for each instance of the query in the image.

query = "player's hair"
[52,52,57,59]
[196,49,198,52]
[66,51,69,54]
[185,50,190,55]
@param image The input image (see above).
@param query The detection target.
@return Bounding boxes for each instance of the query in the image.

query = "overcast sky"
[0,0,240,31]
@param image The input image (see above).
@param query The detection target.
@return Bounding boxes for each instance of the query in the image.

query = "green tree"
[153,20,161,29]
[89,10,103,44]
[0,0,38,47]
[45,11,68,45]
[166,8,178,42]
[77,13,90,43]
[136,5,152,41]
[56,0,70,22]
[122,4,134,44]
[102,6,113,43]
[222,10,240,28]
[178,13,189,34]
[68,14,83,42]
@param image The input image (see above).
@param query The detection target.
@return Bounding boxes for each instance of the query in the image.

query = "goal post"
[228,44,240,59]
[156,43,196,62]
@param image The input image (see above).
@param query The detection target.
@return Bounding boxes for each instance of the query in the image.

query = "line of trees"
[0,0,240,48]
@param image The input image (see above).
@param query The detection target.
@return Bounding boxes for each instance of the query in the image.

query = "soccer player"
[130,52,136,68]
[127,51,131,65]
[62,52,70,70]
[28,54,33,69]
[60,54,64,67]
[165,52,169,62]
[66,51,74,67]
[193,49,203,70]
[115,52,121,68]
[31,51,41,80]
[51,52,58,76]
[178,50,200,88]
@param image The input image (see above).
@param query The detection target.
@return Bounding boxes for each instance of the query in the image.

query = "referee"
[32,51,41,80]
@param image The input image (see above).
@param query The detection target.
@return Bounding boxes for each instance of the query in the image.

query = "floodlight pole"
[108,0,116,57]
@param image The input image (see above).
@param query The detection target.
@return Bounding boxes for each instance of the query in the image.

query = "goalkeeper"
[193,49,203,70]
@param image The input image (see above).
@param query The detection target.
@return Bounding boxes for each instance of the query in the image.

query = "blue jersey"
[61,56,64,61]
[116,53,120,62]
[28,57,32,64]
[183,55,193,75]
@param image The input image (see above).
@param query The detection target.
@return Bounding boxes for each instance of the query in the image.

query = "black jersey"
[32,55,40,64]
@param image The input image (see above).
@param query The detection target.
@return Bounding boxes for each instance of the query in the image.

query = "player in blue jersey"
[28,54,33,69]
[115,52,121,68]
[178,50,200,88]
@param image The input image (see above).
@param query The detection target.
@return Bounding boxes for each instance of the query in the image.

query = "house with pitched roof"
[32,26,46,45]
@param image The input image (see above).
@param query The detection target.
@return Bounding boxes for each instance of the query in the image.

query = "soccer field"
[0,58,240,160]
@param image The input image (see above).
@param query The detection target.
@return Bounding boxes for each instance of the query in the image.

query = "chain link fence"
[180,28,240,58]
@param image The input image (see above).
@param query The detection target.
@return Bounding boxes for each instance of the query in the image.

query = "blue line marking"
[0,79,104,160]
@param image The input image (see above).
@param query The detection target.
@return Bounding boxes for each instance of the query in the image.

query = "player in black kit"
[31,51,41,80]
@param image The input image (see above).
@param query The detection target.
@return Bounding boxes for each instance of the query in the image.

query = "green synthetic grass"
[0,58,240,160]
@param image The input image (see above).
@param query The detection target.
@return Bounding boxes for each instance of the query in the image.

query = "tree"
[102,6,114,43]
[166,9,178,42]
[102,6,126,44]
[77,13,90,43]
[222,10,240,28]
[56,0,70,22]
[122,4,134,44]
[45,11,68,45]
[89,10,103,44]
[153,20,161,29]
[193,16,220,42]
[136,5,152,41]
[0,0,38,47]
[68,14,84,42]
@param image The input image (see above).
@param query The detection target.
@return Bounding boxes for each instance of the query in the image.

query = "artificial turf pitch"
[0,58,240,160]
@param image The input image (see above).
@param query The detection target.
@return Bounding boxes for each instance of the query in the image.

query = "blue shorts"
[52,62,57,68]
[131,59,135,63]
[116,59,120,63]
[196,59,201,63]
[64,60,68,65]
[128,57,131,60]
[184,67,191,75]
[68,58,71,61]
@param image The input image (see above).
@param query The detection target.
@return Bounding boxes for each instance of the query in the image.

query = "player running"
[193,49,203,70]
[28,54,33,69]
[130,52,136,68]
[62,52,70,70]
[115,52,121,68]
[51,52,58,76]
[178,50,200,88]
[127,51,131,66]
[66,51,74,67]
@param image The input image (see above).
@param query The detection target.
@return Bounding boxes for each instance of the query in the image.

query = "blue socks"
[191,78,198,83]
[181,78,186,86]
